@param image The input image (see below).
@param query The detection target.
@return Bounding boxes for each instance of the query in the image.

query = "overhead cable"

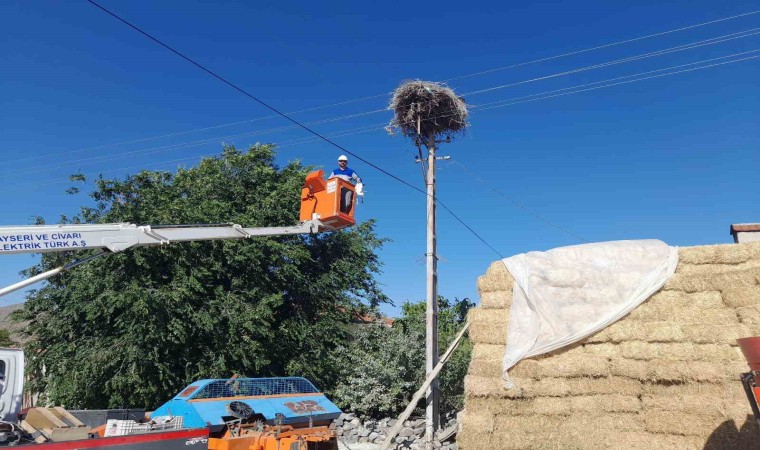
[7,50,757,184]
[13,10,757,165]
[7,27,757,175]
[87,0,505,258]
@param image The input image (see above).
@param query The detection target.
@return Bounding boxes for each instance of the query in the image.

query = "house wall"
[459,242,760,450]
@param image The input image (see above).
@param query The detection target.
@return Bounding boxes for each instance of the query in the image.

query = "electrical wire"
[445,10,759,82]
[474,52,760,111]
[450,160,589,243]
[41,1,502,258]
[3,108,386,177]
[6,49,757,192]
[7,26,757,177]
[8,49,756,260]
[11,10,757,166]
[462,28,760,96]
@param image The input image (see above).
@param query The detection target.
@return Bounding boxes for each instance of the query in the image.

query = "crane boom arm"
[0,169,359,299]
[0,220,323,255]
[0,219,325,298]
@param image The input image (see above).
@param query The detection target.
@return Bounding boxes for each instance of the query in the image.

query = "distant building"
[730,223,760,243]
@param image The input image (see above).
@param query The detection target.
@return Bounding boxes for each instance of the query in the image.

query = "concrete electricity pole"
[388,80,468,450]
[424,133,440,449]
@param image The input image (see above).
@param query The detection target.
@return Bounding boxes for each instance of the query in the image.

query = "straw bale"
[679,243,752,265]
[492,412,643,433]
[584,321,684,343]
[736,306,760,325]
[458,410,494,433]
[601,432,704,450]
[479,290,512,309]
[464,375,508,398]
[607,358,741,383]
[465,394,640,416]
[510,354,610,379]
[643,411,730,436]
[628,307,737,325]
[722,286,760,308]
[630,291,724,319]
[465,374,643,399]
[583,342,620,357]
[617,342,741,362]
[641,380,740,398]
[467,308,508,344]
[471,343,505,361]
[468,358,502,378]
[663,267,760,292]
[676,260,760,276]
[641,394,737,416]
[477,261,513,293]
[680,323,751,344]
[468,430,704,450]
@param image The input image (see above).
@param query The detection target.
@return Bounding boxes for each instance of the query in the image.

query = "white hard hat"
[338,155,348,161]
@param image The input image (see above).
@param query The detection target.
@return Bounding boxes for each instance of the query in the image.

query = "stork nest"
[387,80,468,144]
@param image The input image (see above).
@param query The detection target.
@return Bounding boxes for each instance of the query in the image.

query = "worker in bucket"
[330,155,364,212]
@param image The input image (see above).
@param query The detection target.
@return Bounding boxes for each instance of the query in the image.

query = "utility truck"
[0,170,355,449]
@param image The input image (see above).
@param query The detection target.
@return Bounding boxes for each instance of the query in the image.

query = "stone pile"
[334,413,459,450]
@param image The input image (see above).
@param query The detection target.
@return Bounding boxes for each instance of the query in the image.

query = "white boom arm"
[0,219,325,298]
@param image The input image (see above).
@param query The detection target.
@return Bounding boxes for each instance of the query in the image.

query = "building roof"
[730,223,760,234]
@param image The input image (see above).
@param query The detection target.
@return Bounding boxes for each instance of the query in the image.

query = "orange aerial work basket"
[299,170,357,230]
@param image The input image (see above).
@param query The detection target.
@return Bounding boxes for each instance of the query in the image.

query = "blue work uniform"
[329,167,362,214]
[329,167,362,185]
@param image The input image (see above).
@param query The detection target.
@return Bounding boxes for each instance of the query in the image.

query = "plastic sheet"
[502,240,678,388]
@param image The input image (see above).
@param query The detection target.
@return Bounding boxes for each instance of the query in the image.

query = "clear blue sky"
[1,1,758,316]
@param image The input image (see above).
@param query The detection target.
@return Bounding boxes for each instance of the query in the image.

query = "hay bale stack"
[460,241,760,450]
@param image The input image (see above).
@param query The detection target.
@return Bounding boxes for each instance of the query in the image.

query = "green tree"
[16,145,388,409]
[328,297,473,419]
[0,329,16,347]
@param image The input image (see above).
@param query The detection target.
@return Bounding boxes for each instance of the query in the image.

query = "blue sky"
[1,1,758,315]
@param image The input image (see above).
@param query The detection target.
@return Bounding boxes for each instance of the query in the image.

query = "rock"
[369,432,379,442]
[359,428,370,437]
[350,418,361,427]
[387,419,398,428]
[398,428,414,437]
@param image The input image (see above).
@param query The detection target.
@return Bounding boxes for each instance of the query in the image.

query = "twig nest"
[387,80,468,143]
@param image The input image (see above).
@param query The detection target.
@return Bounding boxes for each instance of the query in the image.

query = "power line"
[445,10,759,82]
[7,49,757,194]
[450,160,589,243]
[87,0,507,258]
[473,52,760,111]
[8,26,757,176]
[12,10,757,166]
[3,108,386,177]
[463,28,760,97]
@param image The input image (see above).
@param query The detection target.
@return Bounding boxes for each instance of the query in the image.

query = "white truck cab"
[0,349,24,422]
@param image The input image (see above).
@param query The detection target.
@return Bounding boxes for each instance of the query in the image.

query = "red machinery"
[737,337,760,425]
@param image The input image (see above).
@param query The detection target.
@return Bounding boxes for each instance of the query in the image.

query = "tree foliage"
[0,329,16,348]
[327,297,473,419]
[16,145,387,409]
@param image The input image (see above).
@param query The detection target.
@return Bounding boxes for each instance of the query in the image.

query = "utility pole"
[424,133,439,450]
[388,80,468,450]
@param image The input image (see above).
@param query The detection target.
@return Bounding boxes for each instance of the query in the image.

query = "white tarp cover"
[502,239,678,388]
